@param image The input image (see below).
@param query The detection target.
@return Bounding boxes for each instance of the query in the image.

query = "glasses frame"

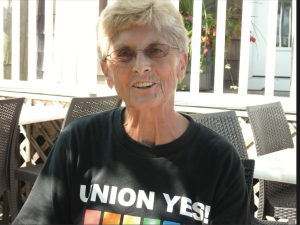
[105,44,180,62]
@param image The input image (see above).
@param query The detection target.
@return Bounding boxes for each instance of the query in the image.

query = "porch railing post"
[11,0,20,81]
[28,0,36,82]
[54,1,78,85]
[213,0,227,94]
[238,0,252,96]
[264,0,278,97]
[0,1,4,81]
[43,0,54,82]
[76,1,99,87]
[290,0,296,100]
[170,0,179,10]
[190,0,202,94]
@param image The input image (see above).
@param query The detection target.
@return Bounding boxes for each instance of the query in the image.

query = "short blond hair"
[96,0,189,61]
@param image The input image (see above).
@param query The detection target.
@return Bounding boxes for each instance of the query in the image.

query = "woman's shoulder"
[192,122,241,161]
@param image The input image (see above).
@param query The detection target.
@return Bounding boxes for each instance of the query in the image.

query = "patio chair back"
[189,111,258,217]
[61,95,122,131]
[0,98,51,223]
[246,102,296,223]
[246,102,294,156]
[0,97,24,224]
[189,111,248,159]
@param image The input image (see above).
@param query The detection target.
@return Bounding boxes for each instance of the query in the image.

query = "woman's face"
[101,25,187,110]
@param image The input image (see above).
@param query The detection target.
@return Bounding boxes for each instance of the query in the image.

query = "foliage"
[179,0,243,90]
[177,80,186,91]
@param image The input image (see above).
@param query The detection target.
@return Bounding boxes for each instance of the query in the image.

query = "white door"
[248,0,293,91]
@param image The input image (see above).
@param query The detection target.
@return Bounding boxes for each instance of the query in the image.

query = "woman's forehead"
[111,25,169,49]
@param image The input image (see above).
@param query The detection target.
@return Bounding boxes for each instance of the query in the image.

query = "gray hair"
[96,0,189,61]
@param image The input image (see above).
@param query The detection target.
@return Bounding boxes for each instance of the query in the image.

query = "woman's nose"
[131,51,151,75]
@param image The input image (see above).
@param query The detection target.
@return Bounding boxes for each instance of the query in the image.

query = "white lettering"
[118,188,136,207]
[204,205,211,224]
[80,185,92,202]
[90,184,109,203]
[163,193,181,213]
[136,190,155,210]
[180,197,193,217]
[109,186,118,204]
[192,202,204,221]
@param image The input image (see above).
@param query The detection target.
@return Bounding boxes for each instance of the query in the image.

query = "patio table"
[17,105,68,199]
[18,105,67,161]
[19,105,68,125]
[253,147,296,184]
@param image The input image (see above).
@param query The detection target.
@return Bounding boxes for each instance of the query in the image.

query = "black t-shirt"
[13,108,251,224]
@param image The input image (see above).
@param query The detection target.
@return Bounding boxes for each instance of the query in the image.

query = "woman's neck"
[122,107,190,146]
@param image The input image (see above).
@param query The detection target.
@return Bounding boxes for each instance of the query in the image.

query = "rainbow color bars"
[83,209,180,225]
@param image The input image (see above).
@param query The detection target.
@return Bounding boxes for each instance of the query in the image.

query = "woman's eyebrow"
[113,42,164,50]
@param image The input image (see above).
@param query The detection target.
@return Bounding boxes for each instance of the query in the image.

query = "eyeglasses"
[105,44,180,62]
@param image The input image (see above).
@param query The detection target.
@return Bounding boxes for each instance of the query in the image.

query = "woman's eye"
[118,50,131,57]
[146,46,166,58]
[150,47,163,53]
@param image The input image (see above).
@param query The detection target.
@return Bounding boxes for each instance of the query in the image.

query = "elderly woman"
[13,0,250,224]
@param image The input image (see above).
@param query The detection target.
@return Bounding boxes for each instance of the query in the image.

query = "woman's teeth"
[134,82,154,88]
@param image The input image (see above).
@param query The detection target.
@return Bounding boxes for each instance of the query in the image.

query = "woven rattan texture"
[241,159,255,202]
[266,181,296,208]
[246,102,296,222]
[189,111,248,159]
[0,98,24,224]
[0,101,19,191]
[62,96,122,130]
[274,207,297,220]
[241,159,288,225]
[15,164,44,183]
[246,102,294,156]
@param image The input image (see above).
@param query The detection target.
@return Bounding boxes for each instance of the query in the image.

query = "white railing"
[0,0,297,113]
[174,0,296,113]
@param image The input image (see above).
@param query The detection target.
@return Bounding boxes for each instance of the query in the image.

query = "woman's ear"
[177,52,188,81]
[101,60,114,89]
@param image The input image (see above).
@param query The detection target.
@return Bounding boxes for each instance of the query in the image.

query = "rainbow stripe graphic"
[83,209,180,225]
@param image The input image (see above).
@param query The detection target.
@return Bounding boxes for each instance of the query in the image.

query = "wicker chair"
[241,159,288,225]
[0,99,46,223]
[189,111,253,212]
[189,111,248,159]
[190,111,287,224]
[4,96,121,222]
[0,98,24,224]
[61,95,122,131]
[246,102,296,224]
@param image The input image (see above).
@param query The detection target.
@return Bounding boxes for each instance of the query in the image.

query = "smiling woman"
[100,25,187,117]
[12,1,251,224]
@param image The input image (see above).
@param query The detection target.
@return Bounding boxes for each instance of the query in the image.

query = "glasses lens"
[144,44,169,58]
[107,44,171,62]
[110,49,134,62]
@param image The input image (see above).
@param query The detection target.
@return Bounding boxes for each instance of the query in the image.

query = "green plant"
[179,0,242,90]
[177,80,186,91]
